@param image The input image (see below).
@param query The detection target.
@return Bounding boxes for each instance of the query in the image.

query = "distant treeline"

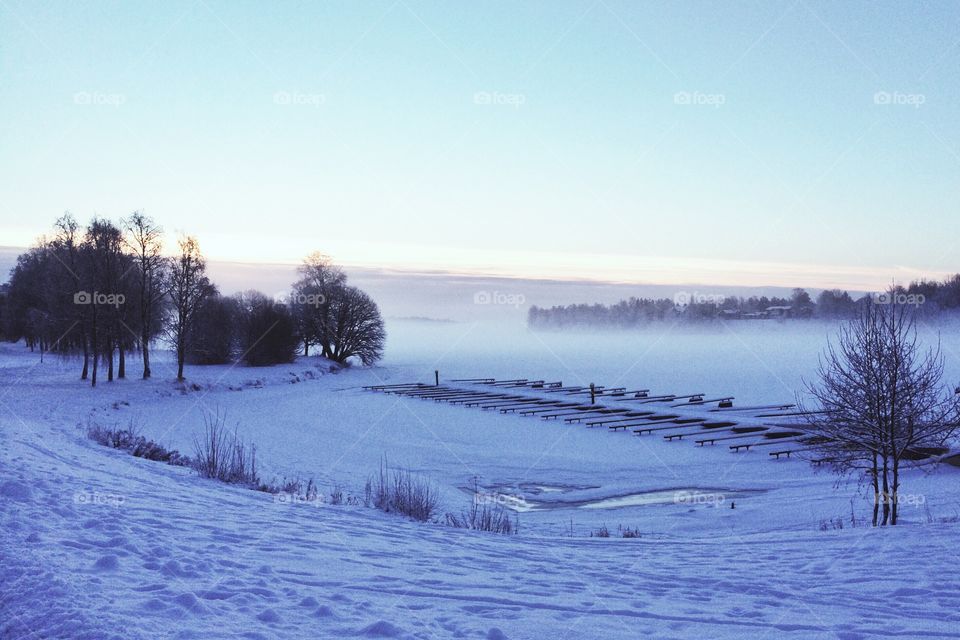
[528,279,960,329]
[0,213,386,385]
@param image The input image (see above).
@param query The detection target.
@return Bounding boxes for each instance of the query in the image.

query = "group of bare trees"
[1,212,187,385]
[2,214,386,383]
[804,299,960,526]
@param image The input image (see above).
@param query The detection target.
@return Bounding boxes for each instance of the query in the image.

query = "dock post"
[590,383,595,405]
[435,370,439,386]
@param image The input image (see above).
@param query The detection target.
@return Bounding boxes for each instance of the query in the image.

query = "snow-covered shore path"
[2,347,960,639]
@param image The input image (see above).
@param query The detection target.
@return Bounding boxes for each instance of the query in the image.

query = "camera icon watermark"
[275,291,326,308]
[873,91,925,108]
[273,91,326,107]
[273,491,324,507]
[673,490,725,506]
[73,91,126,107]
[74,491,125,507]
[473,291,526,308]
[474,490,527,510]
[871,291,925,307]
[674,91,726,108]
[673,291,725,306]
[74,291,126,308]
[473,91,526,109]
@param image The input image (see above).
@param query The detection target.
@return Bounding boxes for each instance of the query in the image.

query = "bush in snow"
[369,458,439,522]
[86,420,189,466]
[192,410,260,486]
[445,479,515,534]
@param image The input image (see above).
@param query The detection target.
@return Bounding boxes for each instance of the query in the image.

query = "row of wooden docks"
[363,377,813,459]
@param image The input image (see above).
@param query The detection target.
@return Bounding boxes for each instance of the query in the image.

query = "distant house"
[765,305,793,319]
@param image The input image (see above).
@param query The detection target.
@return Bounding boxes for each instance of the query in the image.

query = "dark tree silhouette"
[186,292,237,365]
[166,236,211,380]
[123,211,167,379]
[328,285,385,366]
[290,252,346,357]
[235,291,299,366]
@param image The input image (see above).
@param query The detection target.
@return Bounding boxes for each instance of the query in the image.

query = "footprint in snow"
[360,620,403,637]
[93,554,120,572]
[172,592,209,614]
[0,480,32,502]
[256,609,281,623]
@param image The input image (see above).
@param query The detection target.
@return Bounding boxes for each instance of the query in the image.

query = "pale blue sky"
[1,0,958,290]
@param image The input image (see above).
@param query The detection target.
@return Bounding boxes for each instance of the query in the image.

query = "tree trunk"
[90,314,98,387]
[118,345,125,379]
[881,455,890,526]
[177,339,185,381]
[142,329,151,379]
[107,345,114,382]
[81,331,89,380]
[890,458,900,525]
[871,454,880,527]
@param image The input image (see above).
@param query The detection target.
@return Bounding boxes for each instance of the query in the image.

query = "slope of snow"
[2,327,960,639]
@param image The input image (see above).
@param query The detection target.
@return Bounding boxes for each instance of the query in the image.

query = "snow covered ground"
[3,321,960,639]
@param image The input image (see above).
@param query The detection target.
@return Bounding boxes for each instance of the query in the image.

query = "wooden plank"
[518,403,581,415]
[674,396,733,408]
[565,408,631,423]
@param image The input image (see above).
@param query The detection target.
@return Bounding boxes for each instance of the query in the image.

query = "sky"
[1,0,958,291]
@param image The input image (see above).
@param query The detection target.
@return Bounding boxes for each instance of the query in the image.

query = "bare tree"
[82,218,128,386]
[123,211,167,379]
[803,299,960,525]
[50,214,91,378]
[166,236,211,380]
[329,285,385,366]
[291,252,345,357]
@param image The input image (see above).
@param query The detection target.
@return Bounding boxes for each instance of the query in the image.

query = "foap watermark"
[273,90,326,107]
[872,291,925,307]
[892,493,926,507]
[673,291,725,306]
[73,91,126,107]
[473,91,526,109]
[474,490,528,510]
[74,291,126,308]
[673,490,726,506]
[273,492,324,507]
[275,291,326,308]
[474,291,526,308]
[74,491,125,507]
[873,91,925,109]
[674,91,725,108]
